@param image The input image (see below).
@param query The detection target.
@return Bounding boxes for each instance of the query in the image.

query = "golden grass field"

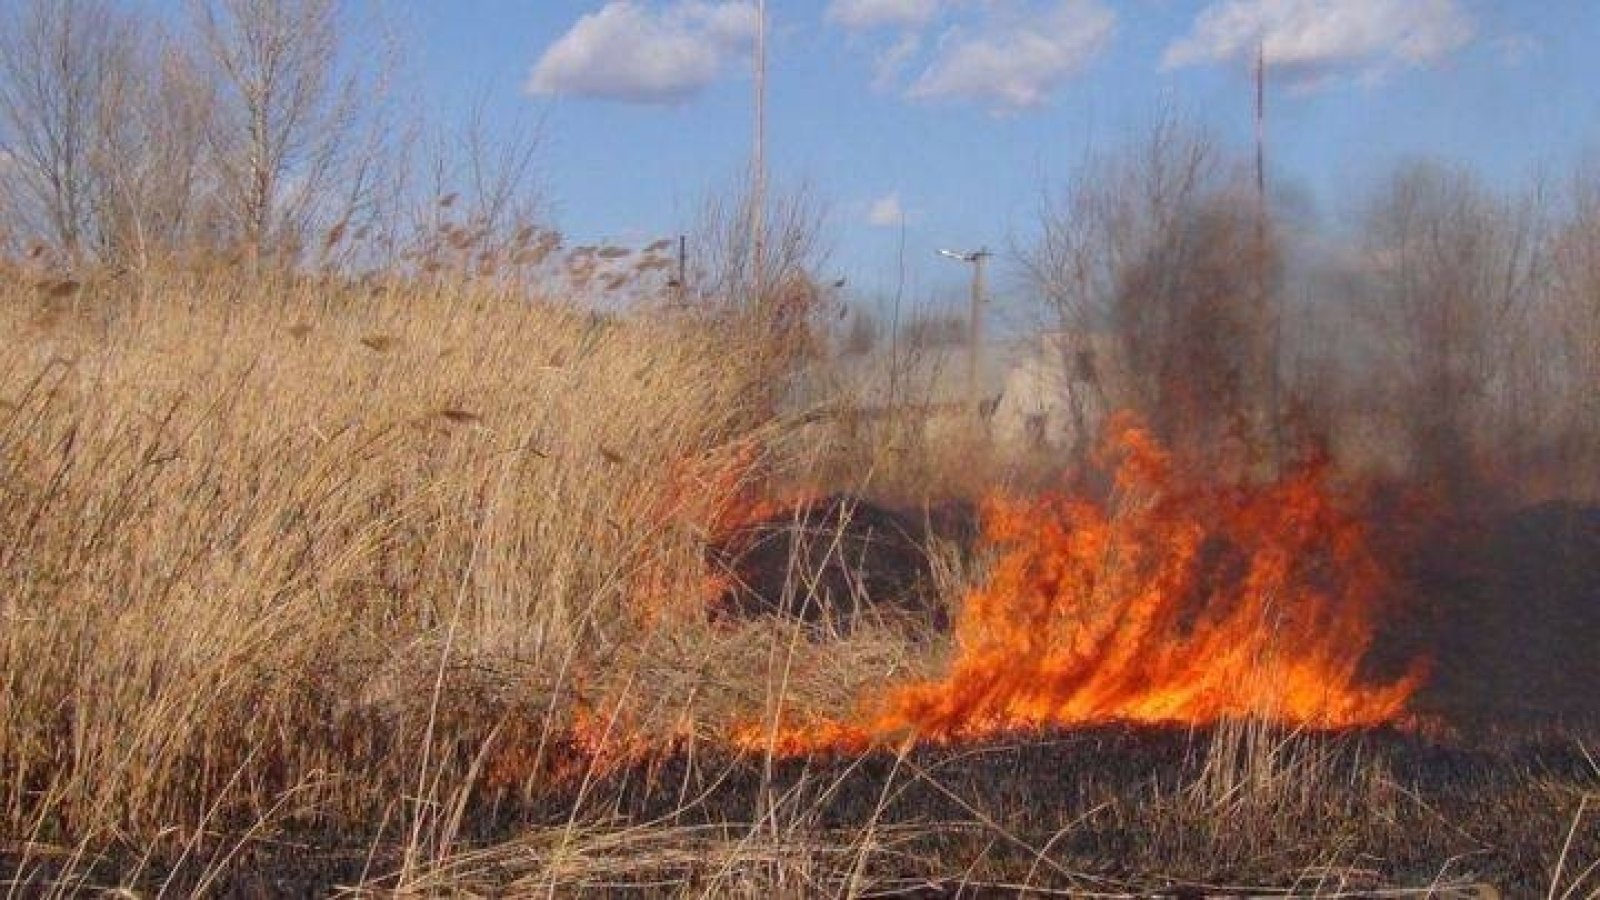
[1,267,1595,896]
[0,267,954,892]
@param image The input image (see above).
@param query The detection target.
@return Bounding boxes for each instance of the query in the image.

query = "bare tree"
[693,173,827,312]
[1023,116,1279,470]
[192,0,388,258]
[89,33,218,264]
[409,94,548,279]
[690,176,830,417]
[0,0,140,258]
[1541,161,1600,496]
[454,101,544,241]
[1113,183,1278,464]
[901,311,968,351]
[0,0,491,275]
[1354,160,1544,499]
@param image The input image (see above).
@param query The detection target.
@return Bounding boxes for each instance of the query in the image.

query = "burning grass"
[0,268,1596,895]
[735,416,1427,757]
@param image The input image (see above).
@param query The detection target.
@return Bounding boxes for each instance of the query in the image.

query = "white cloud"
[1163,0,1474,86]
[867,192,907,227]
[827,0,940,31]
[908,0,1116,112]
[872,33,922,92]
[527,1,756,104]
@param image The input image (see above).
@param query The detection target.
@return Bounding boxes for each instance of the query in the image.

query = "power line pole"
[970,249,990,417]
[751,0,767,306]
[940,247,991,418]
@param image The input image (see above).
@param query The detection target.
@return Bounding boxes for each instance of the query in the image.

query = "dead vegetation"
[1,265,1594,896]
[1,3,1599,897]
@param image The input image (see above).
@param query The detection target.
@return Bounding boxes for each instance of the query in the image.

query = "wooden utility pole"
[751,0,767,306]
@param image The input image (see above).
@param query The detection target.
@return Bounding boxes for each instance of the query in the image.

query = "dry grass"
[0,266,1594,896]
[0,267,914,871]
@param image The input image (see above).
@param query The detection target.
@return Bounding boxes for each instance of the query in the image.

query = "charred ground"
[9,727,1593,896]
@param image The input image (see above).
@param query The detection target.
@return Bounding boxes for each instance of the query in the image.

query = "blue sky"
[398,1,1597,315]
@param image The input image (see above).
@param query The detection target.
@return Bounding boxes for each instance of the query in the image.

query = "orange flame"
[631,436,818,624]
[737,415,1428,755]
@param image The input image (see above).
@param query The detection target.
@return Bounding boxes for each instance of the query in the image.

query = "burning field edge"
[4,285,1598,897]
[6,725,1595,896]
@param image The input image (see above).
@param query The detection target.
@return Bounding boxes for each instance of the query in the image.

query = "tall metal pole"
[968,249,990,417]
[751,0,767,307]
[941,247,992,417]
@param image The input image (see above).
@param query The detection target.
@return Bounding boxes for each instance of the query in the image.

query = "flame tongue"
[740,416,1427,754]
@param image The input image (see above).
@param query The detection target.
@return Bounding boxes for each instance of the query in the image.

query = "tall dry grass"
[1,266,1592,896]
[0,266,922,862]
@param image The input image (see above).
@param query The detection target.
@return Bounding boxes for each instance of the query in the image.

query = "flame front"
[738,416,1428,755]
